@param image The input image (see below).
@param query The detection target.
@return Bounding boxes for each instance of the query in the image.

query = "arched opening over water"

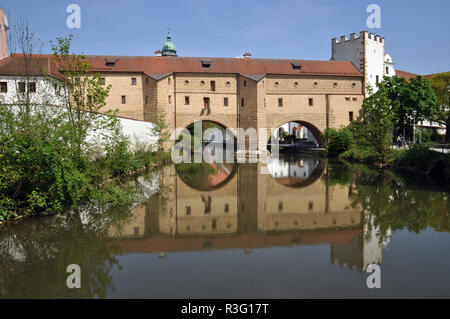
[268,120,324,149]
[184,120,237,146]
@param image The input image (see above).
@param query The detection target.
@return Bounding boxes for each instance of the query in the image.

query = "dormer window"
[291,62,301,70]
[201,60,212,68]
[105,57,119,67]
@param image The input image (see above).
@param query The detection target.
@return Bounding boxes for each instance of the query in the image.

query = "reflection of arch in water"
[176,162,237,191]
[267,156,325,188]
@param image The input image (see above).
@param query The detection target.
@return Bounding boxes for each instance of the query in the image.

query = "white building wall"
[364,33,385,92]
[0,75,158,150]
[0,76,64,106]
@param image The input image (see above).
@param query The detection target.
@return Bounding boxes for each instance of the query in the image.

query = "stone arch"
[179,116,236,135]
[177,118,237,142]
[269,117,325,147]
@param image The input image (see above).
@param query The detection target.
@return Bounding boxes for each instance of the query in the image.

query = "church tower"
[161,31,177,57]
[0,6,9,60]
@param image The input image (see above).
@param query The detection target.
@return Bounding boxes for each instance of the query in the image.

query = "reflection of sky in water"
[267,156,320,185]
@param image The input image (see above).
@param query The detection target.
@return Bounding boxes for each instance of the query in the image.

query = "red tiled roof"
[395,69,418,81]
[0,53,63,80]
[0,53,364,79]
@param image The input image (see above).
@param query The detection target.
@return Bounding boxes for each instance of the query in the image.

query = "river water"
[1,156,449,298]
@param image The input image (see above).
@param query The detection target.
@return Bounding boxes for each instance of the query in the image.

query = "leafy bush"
[392,144,440,171]
[322,127,354,157]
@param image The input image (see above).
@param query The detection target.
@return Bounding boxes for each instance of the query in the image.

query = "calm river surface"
[1,156,449,298]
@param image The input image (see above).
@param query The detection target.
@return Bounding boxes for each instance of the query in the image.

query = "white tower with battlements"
[0,6,9,60]
[331,31,393,95]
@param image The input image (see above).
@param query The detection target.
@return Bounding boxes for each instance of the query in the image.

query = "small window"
[224,203,229,213]
[131,78,137,85]
[274,81,279,87]
[223,97,229,107]
[313,82,318,87]
[168,95,171,104]
[212,219,217,230]
[376,75,379,83]
[200,80,205,86]
[278,201,283,212]
[333,82,338,88]
[28,82,36,93]
[184,80,189,86]
[185,206,191,216]
[294,82,299,87]
[210,81,216,92]
[243,80,247,87]
[145,96,148,105]
[0,82,7,93]
[168,77,171,84]
[101,78,105,85]
[241,98,245,107]
[18,82,26,93]
[386,67,389,75]
[308,201,313,210]
[352,98,357,102]
[352,83,356,88]
[184,96,190,105]
[349,111,354,122]
[278,98,283,107]
[308,98,313,106]
[134,227,140,235]
[121,95,126,104]
[345,97,351,101]
[225,81,231,87]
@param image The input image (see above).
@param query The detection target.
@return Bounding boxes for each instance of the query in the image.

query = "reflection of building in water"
[110,160,387,272]
[331,219,391,272]
[267,157,320,186]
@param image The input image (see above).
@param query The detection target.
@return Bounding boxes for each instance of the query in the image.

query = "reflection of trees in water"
[324,162,450,243]
[0,176,152,298]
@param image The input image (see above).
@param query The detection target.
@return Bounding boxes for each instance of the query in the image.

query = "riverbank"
[332,144,450,189]
[0,149,172,225]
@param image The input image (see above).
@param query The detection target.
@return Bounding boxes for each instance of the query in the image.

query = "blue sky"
[1,0,449,75]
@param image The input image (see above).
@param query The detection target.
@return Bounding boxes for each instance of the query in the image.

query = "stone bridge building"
[0,28,371,150]
[84,39,365,149]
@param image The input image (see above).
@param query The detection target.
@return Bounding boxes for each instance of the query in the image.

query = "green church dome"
[162,32,177,56]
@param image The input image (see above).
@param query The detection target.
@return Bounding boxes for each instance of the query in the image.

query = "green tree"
[429,72,450,142]
[360,85,395,163]
[322,127,354,157]
[380,75,437,139]
[50,35,115,158]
